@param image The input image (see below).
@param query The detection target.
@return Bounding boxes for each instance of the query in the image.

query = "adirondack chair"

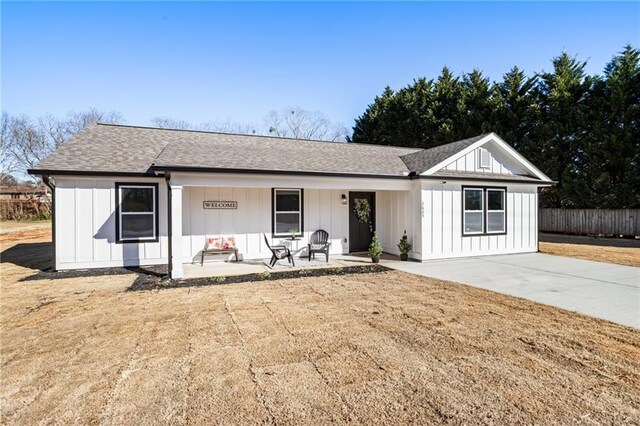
[308,229,331,262]
[263,234,295,268]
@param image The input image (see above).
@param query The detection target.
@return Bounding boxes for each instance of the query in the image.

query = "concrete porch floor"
[182,252,401,279]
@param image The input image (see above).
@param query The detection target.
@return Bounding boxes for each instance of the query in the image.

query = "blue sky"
[2,1,638,129]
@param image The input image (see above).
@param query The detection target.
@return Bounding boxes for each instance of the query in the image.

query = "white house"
[29,124,553,278]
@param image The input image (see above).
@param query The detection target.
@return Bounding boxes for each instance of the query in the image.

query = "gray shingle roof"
[31,124,422,176]
[33,125,169,174]
[30,124,547,182]
[152,128,421,176]
[399,134,489,174]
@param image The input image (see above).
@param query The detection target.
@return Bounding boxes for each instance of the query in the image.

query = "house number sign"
[203,201,237,209]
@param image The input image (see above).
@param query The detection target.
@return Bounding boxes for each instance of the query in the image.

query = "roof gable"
[420,133,551,181]
[399,134,489,175]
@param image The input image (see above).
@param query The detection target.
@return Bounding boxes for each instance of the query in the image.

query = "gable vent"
[478,148,491,169]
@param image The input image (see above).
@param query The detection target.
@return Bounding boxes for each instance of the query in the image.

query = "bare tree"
[150,116,259,135]
[0,113,18,183]
[149,116,193,130]
[2,109,122,182]
[265,107,348,141]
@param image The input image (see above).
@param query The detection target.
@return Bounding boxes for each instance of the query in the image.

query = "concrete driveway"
[389,253,640,328]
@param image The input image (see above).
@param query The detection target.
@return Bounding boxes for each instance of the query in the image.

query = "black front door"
[349,192,375,252]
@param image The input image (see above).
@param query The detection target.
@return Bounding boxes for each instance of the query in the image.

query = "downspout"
[42,175,56,271]
[165,172,172,279]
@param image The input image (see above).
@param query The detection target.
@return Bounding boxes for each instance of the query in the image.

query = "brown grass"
[540,241,640,267]
[2,229,639,424]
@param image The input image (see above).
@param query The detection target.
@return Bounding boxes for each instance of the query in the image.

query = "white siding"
[182,187,352,262]
[54,176,168,270]
[421,181,538,260]
[443,141,527,175]
[375,182,421,258]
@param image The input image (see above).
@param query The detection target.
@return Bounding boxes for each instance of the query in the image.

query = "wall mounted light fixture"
[341,194,348,205]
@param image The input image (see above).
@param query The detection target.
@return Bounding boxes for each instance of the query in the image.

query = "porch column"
[170,184,183,278]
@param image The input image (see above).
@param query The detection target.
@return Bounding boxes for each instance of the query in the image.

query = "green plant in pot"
[288,228,298,240]
[368,232,383,263]
[397,230,412,261]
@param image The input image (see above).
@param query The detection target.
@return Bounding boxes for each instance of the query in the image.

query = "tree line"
[351,45,639,209]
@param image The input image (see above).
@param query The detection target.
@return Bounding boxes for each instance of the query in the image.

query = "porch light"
[341,194,347,204]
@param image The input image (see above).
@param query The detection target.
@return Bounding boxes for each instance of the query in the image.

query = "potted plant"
[288,228,298,240]
[368,232,383,263]
[397,230,412,261]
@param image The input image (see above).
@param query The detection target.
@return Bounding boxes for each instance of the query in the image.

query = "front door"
[349,192,375,252]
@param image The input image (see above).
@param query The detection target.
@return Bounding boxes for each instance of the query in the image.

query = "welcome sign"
[203,201,238,210]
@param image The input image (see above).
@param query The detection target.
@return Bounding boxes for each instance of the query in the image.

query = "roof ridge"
[95,122,422,151]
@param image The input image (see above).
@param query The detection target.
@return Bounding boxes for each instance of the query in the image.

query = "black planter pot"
[400,253,408,261]
[371,256,380,264]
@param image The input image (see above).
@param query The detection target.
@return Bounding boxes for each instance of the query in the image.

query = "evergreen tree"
[494,66,538,156]
[350,45,638,209]
[534,52,593,207]
[461,69,498,137]
[586,45,640,208]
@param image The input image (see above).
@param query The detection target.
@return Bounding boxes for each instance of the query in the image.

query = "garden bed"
[129,264,390,291]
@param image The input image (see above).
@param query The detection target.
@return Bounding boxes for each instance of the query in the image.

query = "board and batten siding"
[181,187,352,262]
[420,181,538,260]
[442,142,524,175]
[54,176,168,270]
[376,186,421,258]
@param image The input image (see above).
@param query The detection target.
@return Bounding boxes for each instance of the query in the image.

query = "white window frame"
[463,187,484,235]
[116,184,157,243]
[486,188,506,234]
[273,188,303,237]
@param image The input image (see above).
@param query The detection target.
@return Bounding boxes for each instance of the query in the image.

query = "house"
[0,183,49,201]
[28,123,553,278]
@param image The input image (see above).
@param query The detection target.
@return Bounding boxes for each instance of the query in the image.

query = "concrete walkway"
[388,253,640,329]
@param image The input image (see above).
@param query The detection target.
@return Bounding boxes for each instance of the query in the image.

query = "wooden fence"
[539,208,640,237]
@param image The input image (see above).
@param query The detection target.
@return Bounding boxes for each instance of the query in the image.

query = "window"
[463,188,484,234]
[486,189,506,233]
[116,183,158,242]
[273,189,303,236]
[462,186,507,236]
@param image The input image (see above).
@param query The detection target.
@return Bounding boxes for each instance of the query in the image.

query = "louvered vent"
[478,148,491,169]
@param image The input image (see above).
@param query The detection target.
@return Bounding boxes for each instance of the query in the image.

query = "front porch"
[182,253,401,279]
[167,171,420,279]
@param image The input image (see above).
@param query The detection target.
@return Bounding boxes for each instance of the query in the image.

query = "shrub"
[0,200,52,221]
[213,276,227,284]
[368,232,383,257]
[298,268,312,276]
[258,271,271,280]
[397,230,412,255]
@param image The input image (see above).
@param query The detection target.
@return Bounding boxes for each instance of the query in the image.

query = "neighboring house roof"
[0,184,47,195]
[28,123,553,183]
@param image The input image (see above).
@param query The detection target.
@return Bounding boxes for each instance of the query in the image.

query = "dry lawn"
[1,226,640,425]
[539,234,640,268]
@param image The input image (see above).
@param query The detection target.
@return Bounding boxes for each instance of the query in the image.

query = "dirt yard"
[540,233,640,267]
[1,225,639,424]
